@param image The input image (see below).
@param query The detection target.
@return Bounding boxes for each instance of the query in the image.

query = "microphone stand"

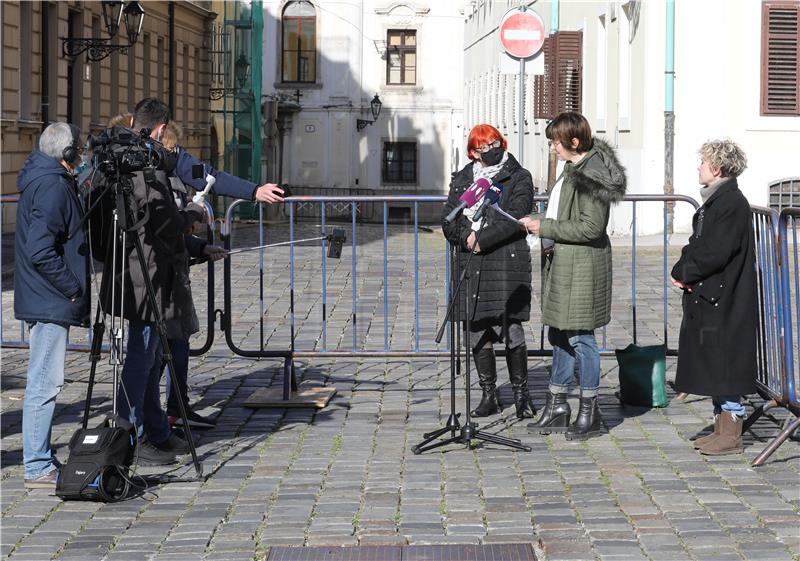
[412,208,530,454]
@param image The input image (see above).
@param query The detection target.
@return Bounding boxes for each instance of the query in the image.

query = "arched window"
[282,1,316,83]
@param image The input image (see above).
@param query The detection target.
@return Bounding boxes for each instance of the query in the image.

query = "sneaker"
[152,431,192,455]
[135,438,178,466]
[168,408,217,429]
[24,469,59,489]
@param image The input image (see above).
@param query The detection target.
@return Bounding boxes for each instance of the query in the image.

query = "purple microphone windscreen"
[459,177,491,207]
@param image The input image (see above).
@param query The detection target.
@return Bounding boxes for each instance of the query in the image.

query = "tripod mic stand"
[412,212,530,454]
[80,174,203,479]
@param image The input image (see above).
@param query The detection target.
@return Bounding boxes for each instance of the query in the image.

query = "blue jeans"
[118,321,170,444]
[548,327,600,397]
[165,338,190,414]
[23,322,68,479]
[713,396,745,417]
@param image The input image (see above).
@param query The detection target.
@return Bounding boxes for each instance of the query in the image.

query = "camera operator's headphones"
[62,124,82,165]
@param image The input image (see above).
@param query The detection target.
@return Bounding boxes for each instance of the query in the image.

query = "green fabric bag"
[615,344,668,408]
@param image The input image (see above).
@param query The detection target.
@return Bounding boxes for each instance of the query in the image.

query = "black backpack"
[56,415,135,502]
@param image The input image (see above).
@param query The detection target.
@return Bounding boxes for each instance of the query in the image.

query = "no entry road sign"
[499,7,545,59]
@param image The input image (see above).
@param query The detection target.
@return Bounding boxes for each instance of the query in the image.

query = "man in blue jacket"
[15,122,90,489]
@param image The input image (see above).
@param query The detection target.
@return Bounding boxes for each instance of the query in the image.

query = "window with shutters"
[387,30,416,85]
[533,31,583,120]
[761,1,799,115]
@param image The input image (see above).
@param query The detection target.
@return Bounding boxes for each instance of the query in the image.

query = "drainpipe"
[665,0,675,233]
[41,2,50,129]
[168,1,175,112]
[546,0,559,189]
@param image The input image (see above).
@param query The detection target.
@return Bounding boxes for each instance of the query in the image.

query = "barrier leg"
[242,356,336,409]
[752,414,800,467]
[742,399,777,433]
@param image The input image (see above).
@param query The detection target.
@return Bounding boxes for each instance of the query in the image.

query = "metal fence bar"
[747,207,800,466]
[351,203,357,351]
[414,201,420,352]
[321,203,328,351]
[631,201,637,344]
[383,202,389,351]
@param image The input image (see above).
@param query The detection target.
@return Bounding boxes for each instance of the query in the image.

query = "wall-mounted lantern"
[356,94,383,131]
[62,0,145,62]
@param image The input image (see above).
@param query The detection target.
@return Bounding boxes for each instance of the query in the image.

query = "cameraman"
[97,100,212,465]
[111,100,286,204]
[15,123,90,488]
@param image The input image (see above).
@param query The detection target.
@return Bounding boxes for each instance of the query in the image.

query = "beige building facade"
[1,0,216,228]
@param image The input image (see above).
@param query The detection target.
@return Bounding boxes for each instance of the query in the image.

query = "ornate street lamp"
[101,0,123,39]
[210,53,251,100]
[122,0,145,46]
[234,53,251,90]
[356,94,382,131]
[62,0,145,62]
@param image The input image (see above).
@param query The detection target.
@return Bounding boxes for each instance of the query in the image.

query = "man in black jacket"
[15,122,90,489]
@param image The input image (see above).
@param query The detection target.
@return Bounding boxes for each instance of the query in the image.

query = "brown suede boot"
[700,412,743,456]
[693,414,720,450]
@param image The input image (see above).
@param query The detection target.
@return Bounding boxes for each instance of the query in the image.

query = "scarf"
[700,177,730,204]
[464,151,509,231]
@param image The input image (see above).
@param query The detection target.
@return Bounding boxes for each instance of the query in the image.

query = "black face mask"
[480,146,504,166]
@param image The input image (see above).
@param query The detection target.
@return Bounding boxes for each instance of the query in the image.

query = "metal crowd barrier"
[743,207,800,466]
[214,194,700,399]
[0,195,216,353]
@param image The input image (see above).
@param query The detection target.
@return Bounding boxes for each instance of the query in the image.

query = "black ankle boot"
[528,391,570,433]
[471,348,499,417]
[565,396,602,440]
[506,345,535,419]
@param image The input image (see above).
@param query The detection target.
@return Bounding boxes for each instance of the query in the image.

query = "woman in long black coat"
[671,139,756,456]
[442,124,535,419]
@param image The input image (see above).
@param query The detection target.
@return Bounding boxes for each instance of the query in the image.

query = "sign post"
[499,7,545,166]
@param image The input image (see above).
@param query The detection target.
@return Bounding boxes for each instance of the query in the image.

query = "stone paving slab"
[2,225,799,561]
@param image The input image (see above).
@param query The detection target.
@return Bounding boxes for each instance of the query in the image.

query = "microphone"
[473,182,503,222]
[444,177,491,224]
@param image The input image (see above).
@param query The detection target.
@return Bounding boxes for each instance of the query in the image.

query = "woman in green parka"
[520,112,627,440]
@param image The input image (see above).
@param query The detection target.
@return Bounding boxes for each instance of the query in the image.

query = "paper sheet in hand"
[490,203,526,229]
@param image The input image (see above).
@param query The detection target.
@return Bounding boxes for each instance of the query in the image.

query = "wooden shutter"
[761,1,800,116]
[533,31,583,120]
[553,31,583,114]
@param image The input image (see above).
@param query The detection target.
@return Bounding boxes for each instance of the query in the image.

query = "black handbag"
[56,415,135,502]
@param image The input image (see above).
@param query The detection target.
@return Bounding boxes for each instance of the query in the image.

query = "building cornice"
[374,2,430,16]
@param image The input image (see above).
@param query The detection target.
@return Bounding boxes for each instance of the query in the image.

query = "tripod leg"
[82,307,106,429]
[412,435,464,455]
[129,233,203,478]
[473,430,531,452]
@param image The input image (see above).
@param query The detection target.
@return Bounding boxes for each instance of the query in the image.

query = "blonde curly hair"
[698,139,747,178]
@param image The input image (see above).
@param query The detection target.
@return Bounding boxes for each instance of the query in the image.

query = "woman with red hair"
[441,124,535,419]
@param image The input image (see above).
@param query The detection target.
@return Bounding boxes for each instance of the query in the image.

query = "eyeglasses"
[474,139,501,153]
[547,139,562,147]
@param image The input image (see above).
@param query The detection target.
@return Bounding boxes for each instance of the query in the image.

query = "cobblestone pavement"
[2,223,798,561]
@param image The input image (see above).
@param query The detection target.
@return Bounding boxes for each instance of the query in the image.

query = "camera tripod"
[412,212,530,454]
[78,171,203,479]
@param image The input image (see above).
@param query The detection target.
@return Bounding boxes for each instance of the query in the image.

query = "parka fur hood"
[564,136,627,205]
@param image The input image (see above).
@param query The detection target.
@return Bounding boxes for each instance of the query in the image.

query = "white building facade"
[261,0,466,221]
[463,0,800,234]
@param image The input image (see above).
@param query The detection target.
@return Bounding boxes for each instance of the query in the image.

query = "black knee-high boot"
[506,345,535,419]
[471,348,500,417]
